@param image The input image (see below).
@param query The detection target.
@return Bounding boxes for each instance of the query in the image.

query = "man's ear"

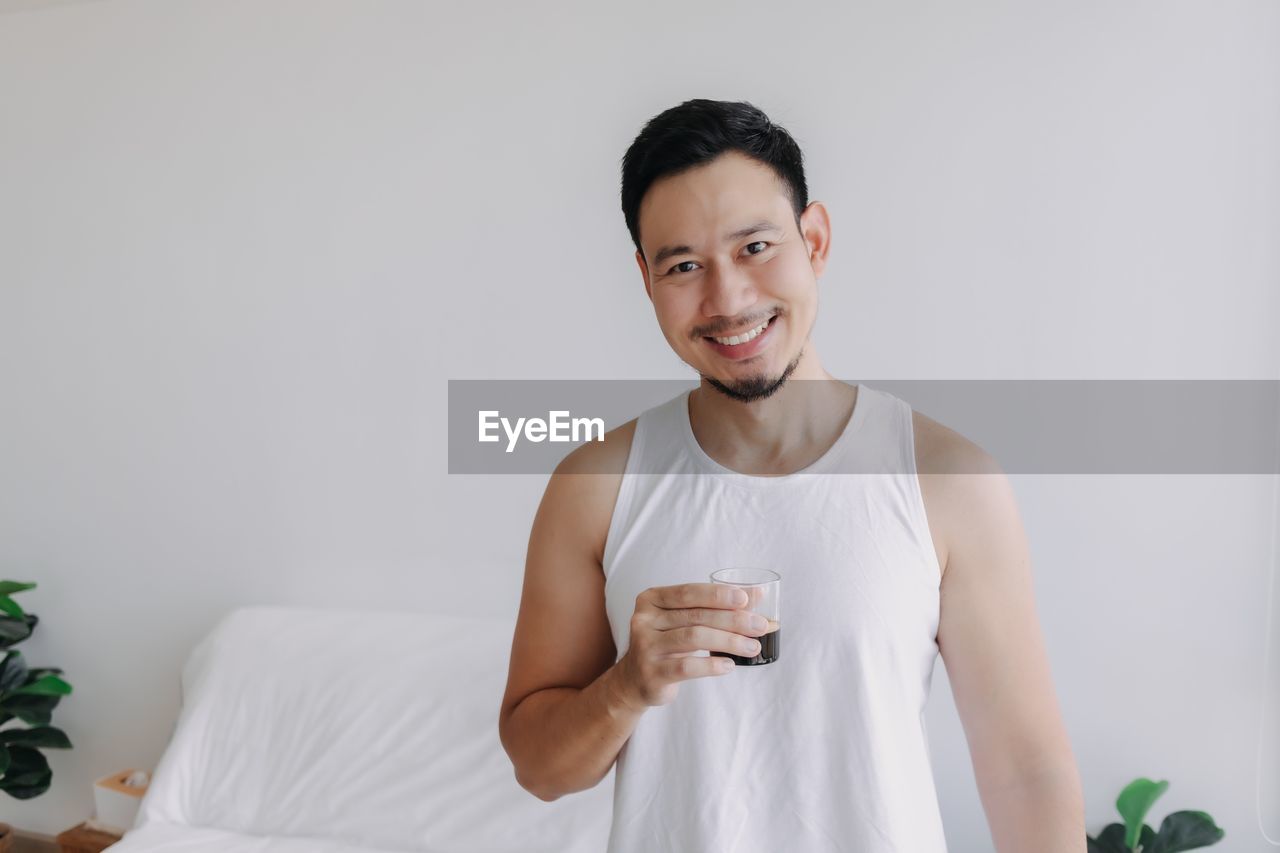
[799,201,832,278]
[635,250,652,301]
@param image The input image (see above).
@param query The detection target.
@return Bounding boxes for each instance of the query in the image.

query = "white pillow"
[135,605,614,853]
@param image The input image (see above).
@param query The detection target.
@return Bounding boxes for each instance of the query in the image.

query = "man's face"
[635,151,829,402]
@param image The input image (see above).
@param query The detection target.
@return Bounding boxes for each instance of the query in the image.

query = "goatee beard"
[703,346,804,403]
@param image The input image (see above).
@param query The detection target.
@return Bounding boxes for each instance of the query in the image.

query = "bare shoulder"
[555,417,637,476]
[912,409,1001,476]
[550,418,638,564]
[911,410,1007,581]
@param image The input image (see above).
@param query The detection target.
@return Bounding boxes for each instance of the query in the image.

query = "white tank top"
[601,383,949,853]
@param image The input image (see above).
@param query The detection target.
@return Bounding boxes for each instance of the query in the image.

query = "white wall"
[1,0,1278,847]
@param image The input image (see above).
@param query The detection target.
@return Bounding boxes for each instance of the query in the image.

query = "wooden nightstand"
[53,823,122,853]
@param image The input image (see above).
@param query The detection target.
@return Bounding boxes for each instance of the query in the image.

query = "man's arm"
[498,422,645,801]
[917,413,1086,853]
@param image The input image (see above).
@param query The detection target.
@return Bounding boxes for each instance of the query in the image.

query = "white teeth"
[712,317,771,346]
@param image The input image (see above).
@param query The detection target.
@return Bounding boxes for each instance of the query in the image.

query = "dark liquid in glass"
[711,621,780,666]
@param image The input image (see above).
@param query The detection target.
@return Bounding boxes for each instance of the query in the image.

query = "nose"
[700,259,758,324]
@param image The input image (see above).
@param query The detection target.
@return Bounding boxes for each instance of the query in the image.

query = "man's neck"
[688,355,857,476]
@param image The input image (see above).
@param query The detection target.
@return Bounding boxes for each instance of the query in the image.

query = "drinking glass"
[709,567,780,666]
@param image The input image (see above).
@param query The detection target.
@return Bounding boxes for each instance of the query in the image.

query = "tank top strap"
[627,390,692,477]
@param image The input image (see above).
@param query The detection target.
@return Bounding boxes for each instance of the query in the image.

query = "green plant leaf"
[0,597,23,620]
[0,726,71,749]
[0,743,51,800]
[0,615,36,649]
[0,744,49,787]
[0,583,36,598]
[1090,823,1131,852]
[1,778,52,799]
[0,745,8,776]
[0,694,59,725]
[1118,778,1169,849]
[9,675,71,697]
[1148,810,1225,853]
[1137,824,1157,852]
[0,778,51,799]
[0,652,28,695]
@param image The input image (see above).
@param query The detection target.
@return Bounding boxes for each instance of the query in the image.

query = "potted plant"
[0,581,74,852]
[1087,777,1225,852]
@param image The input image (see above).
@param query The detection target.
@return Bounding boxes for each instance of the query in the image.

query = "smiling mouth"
[703,314,777,346]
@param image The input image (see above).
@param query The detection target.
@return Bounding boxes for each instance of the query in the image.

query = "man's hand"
[615,582,772,709]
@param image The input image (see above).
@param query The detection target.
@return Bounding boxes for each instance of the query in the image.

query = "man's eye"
[745,241,769,255]
[670,261,699,274]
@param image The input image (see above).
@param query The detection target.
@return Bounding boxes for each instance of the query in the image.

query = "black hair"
[620,98,809,262]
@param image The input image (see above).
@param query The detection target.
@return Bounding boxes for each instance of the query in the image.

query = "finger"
[645,582,747,611]
[649,605,770,636]
[657,625,763,659]
[743,585,767,609]
[657,653,736,682]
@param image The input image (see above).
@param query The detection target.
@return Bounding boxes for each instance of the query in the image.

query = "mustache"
[694,311,779,339]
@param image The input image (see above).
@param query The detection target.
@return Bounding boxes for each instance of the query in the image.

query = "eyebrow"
[651,220,782,268]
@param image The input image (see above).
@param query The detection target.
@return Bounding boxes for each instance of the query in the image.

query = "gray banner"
[448,380,1280,474]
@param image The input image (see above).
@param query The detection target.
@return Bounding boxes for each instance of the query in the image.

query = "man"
[498,99,1085,852]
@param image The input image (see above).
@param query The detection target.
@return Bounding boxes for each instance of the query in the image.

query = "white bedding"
[117,606,613,853]
[108,821,408,852]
